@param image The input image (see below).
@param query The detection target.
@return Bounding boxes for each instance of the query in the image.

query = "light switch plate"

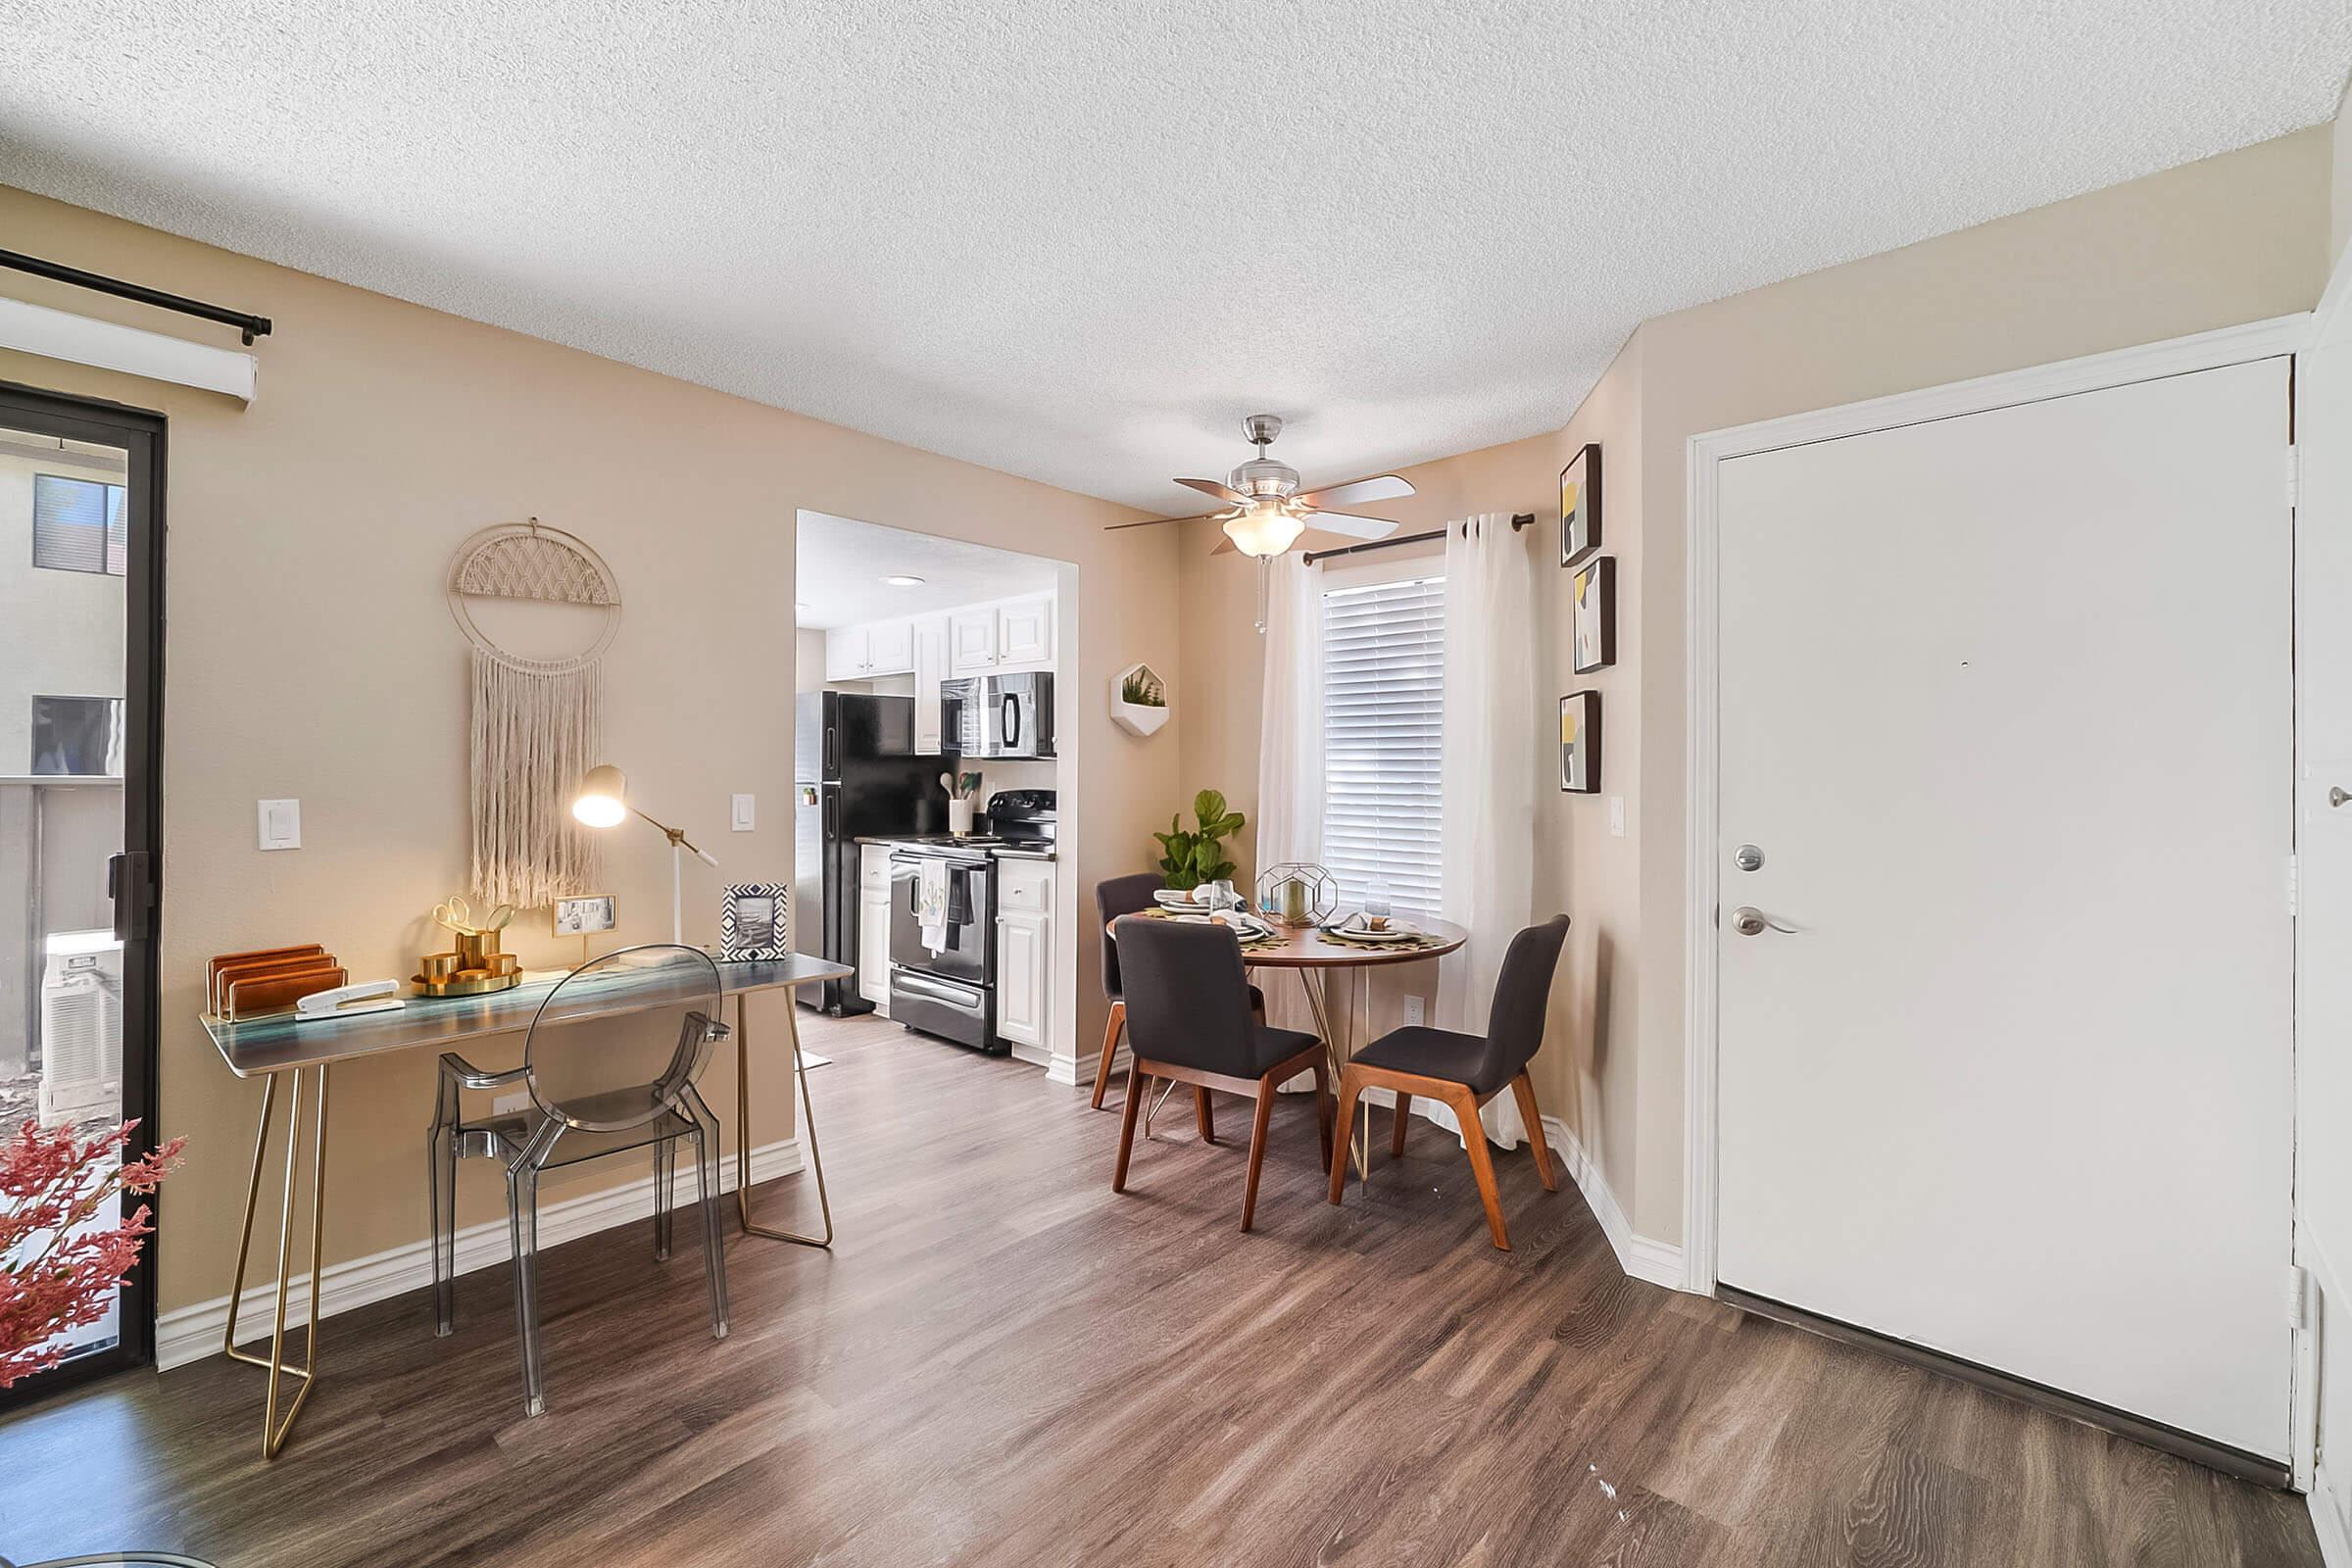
[1608,796,1627,838]
[731,793,756,831]
[258,798,301,851]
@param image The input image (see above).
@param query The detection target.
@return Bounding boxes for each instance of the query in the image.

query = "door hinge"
[2288,1262,2312,1331]
[2288,854,2300,917]
[2288,446,2301,511]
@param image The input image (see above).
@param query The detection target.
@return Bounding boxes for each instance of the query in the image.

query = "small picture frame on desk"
[552,894,616,936]
[720,882,790,961]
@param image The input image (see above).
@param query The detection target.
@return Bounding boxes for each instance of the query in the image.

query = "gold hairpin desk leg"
[222,1061,330,1459]
[735,991,834,1248]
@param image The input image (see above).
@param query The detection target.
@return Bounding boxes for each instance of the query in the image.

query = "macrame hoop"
[448,518,621,909]
[445,518,623,674]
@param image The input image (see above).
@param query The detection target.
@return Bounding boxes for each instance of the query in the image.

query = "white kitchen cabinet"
[825,625,868,682]
[827,619,914,681]
[995,859,1053,1050]
[950,608,999,673]
[858,844,895,1016]
[997,596,1054,667]
[912,613,949,754]
[864,617,916,674]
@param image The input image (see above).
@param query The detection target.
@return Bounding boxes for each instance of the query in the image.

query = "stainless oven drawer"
[888,966,1000,1054]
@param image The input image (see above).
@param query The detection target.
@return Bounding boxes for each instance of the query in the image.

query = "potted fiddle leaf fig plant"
[1153,790,1246,891]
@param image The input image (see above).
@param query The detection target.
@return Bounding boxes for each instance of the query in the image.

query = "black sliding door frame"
[0,379,167,1404]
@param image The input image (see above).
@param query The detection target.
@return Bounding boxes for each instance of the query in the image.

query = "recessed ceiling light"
[882,574,926,587]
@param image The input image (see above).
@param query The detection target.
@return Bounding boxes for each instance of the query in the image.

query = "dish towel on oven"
[917,858,950,954]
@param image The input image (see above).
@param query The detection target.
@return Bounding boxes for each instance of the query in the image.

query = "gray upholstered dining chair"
[427,943,732,1416]
[1091,874,1267,1149]
[1110,916,1332,1231]
[1327,915,1571,1250]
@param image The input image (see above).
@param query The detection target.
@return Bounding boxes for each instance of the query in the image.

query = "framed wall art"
[1560,692,1601,793]
[1560,443,1601,567]
[1572,556,1616,673]
[719,882,790,961]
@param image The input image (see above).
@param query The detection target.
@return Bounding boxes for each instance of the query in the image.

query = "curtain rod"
[0,248,272,345]
[1301,512,1534,564]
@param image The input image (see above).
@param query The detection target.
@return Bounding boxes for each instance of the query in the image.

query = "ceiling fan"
[1107,415,1415,559]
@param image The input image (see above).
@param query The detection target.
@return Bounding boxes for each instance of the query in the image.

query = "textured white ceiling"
[2,2,2346,514]
[795,510,1057,630]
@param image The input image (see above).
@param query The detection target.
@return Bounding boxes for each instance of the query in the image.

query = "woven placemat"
[1315,930,1447,953]
[1133,906,1280,947]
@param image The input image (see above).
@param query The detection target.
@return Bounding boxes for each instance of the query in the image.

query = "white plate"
[1152,890,1203,908]
[1329,919,1416,942]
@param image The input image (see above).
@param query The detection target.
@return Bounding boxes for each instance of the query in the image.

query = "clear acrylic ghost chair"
[427,944,732,1416]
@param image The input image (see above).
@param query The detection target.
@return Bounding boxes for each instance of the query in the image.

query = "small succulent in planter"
[1119,668,1165,708]
[1153,789,1246,891]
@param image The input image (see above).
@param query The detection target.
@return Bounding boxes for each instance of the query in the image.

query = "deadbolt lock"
[1734,844,1764,872]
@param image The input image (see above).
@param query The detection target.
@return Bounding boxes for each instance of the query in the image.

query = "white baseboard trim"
[1021,1039,1122,1089]
[2314,1485,2352,1568]
[156,1138,803,1373]
[1544,1114,1689,1292]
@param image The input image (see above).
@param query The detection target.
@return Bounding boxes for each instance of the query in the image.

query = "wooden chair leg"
[1313,1061,1334,1168]
[1511,1073,1558,1193]
[1328,1070,1365,1204]
[1089,1002,1126,1111]
[1392,1092,1413,1156]
[1452,1088,1509,1250]
[1240,1078,1277,1232]
[1195,1088,1216,1145]
[1113,1068,1148,1193]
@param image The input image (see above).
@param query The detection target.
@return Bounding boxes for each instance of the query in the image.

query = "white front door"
[1714,357,2295,1460]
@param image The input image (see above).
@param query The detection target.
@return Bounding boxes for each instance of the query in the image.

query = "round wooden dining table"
[1106,911,1469,1181]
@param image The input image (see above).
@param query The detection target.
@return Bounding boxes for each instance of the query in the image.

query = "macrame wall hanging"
[446,518,622,909]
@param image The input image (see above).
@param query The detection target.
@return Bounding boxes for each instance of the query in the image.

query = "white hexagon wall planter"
[1111,662,1169,738]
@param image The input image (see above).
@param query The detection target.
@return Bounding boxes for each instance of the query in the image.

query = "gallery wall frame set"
[1560,691,1601,793]
[1572,556,1615,673]
[1560,443,1600,567]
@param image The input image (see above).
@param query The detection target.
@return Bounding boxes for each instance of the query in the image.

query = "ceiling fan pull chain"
[1255,557,1270,634]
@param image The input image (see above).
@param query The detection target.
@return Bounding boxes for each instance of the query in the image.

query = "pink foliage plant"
[0,1118,183,1386]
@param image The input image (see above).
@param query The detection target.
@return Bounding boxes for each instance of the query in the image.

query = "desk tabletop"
[201,953,853,1078]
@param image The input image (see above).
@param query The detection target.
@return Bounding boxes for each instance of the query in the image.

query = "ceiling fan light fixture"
[1223,504,1304,558]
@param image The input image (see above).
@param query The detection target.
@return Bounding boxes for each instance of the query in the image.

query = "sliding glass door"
[0,382,165,1399]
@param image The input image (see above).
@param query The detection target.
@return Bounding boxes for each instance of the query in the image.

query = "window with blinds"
[1321,572,1445,921]
[32,474,127,575]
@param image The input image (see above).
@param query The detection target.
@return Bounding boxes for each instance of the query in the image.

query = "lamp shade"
[571,763,629,828]
[1221,504,1305,559]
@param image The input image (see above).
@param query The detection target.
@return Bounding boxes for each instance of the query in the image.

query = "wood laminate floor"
[0,1011,2320,1567]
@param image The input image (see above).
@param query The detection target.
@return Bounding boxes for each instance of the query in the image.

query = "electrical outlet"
[1609,796,1627,838]
[492,1092,530,1116]
[1402,995,1425,1027]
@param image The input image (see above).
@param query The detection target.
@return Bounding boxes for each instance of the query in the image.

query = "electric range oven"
[886,845,1002,1053]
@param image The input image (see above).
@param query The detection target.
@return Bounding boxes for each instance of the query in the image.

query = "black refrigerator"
[793,691,949,1012]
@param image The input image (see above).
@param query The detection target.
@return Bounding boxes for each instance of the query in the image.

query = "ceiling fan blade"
[1300,510,1401,540]
[1175,476,1250,506]
[1292,474,1413,510]
[1104,515,1200,530]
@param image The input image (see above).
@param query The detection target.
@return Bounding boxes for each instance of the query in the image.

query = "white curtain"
[1255,553,1325,1033]
[1438,513,1540,1146]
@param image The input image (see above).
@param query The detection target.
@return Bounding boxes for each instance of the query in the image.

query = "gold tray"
[410,970,524,998]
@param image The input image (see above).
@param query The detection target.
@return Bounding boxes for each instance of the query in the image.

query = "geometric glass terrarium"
[1255,861,1337,927]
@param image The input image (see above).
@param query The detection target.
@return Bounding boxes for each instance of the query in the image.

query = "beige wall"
[793,627,827,693]
[1182,125,2331,1246]
[0,184,1180,1315]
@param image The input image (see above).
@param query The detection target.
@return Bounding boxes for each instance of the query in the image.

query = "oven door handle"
[893,969,983,1008]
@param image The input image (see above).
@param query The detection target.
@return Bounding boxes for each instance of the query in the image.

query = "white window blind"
[32,474,126,575]
[1321,572,1445,921]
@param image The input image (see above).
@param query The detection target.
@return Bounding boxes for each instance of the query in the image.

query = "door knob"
[1731,906,1795,937]
[2332,786,2350,808]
